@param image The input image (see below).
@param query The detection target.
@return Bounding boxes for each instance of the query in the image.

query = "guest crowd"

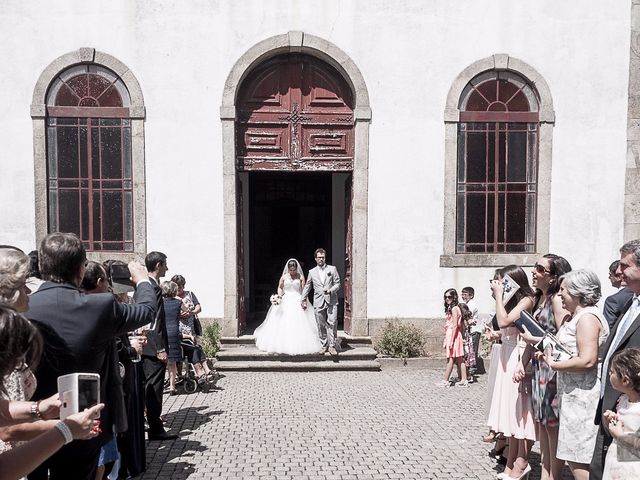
[440,240,640,479]
[0,232,210,480]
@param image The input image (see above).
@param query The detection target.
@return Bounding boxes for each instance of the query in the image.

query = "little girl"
[603,347,640,479]
[460,303,477,375]
[437,288,469,387]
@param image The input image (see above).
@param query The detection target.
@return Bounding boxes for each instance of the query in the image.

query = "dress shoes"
[148,430,178,441]
[318,346,328,354]
[328,346,338,356]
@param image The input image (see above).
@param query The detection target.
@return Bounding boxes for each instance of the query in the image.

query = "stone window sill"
[440,253,541,268]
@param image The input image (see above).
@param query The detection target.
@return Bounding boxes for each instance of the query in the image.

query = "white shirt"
[466,298,482,334]
[318,265,327,284]
[601,295,640,397]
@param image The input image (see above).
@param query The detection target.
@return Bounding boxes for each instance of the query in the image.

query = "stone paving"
[140,367,573,480]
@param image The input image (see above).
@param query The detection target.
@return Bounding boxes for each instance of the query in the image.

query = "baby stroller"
[177,338,217,394]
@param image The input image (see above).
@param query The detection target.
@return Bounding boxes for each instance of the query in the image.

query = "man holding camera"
[25,232,157,480]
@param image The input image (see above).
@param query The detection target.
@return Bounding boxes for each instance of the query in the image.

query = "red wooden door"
[237,54,354,171]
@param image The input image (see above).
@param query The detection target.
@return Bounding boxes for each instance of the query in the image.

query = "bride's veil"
[282,258,305,282]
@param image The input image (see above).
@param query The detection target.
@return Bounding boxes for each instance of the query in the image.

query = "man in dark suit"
[25,233,156,480]
[142,251,177,440]
[590,240,640,480]
[603,259,634,329]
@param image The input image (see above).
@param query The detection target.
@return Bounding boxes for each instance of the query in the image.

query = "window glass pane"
[80,189,89,242]
[100,128,122,179]
[466,131,487,183]
[58,190,80,233]
[102,191,123,241]
[57,126,79,178]
[88,74,112,100]
[123,127,132,179]
[506,193,526,243]
[466,90,489,111]
[79,125,88,179]
[48,189,58,232]
[507,91,530,112]
[477,81,497,104]
[497,193,505,244]
[507,130,527,183]
[97,85,123,107]
[498,131,506,182]
[67,75,88,99]
[124,191,133,242]
[527,129,538,183]
[47,127,58,178]
[55,84,80,106]
[91,127,100,178]
[466,193,487,244]
[93,191,101,242]
[498,80,519,105]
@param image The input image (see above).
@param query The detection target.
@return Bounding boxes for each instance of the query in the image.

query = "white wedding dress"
[254,275,322,355]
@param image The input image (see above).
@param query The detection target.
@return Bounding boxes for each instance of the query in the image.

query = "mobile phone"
[57,373,100,419]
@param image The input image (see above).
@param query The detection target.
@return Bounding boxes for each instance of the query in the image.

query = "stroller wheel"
[183,378,198,394]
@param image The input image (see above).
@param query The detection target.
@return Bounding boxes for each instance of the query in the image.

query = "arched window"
[441,55,554,267]
[456,71,539,253]
[46,65,134,251]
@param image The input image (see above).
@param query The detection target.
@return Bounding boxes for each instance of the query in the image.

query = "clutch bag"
[514,311,546,338]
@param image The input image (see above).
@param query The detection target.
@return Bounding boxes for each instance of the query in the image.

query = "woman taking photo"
[486,265,536,480]
[542,269,609,480]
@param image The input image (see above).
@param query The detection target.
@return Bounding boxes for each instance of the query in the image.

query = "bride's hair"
[282,258,304,282]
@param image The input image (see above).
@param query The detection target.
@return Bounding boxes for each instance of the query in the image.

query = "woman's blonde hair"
[0,248,30,306]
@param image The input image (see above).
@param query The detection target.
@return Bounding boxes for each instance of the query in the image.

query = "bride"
[254,258,322,355]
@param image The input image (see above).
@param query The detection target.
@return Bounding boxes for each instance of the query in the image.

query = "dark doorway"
[246,171,332,331]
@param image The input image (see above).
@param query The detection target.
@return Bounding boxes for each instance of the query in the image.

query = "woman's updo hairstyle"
[0,248,30,306]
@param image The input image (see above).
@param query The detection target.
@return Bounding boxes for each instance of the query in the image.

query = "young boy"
[461,286,484,376]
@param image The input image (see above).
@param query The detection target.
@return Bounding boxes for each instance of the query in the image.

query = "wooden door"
[237,54,354,171]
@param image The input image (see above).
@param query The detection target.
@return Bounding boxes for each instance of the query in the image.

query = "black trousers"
[589,425,612,480]
[142,355,166,434]
[28,437,101,480]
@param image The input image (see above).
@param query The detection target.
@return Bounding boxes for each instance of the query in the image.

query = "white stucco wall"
[0,0,630,321]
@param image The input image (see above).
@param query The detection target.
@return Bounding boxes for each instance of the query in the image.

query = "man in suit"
[301,248,341,355]
[26,232,156,480]
[590,239,640,479]
[603,259,634,329]
[142,251,177,440]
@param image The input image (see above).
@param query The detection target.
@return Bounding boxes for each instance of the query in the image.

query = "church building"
[1,1,638,339]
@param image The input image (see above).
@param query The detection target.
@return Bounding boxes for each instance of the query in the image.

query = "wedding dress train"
[254,276,322,355]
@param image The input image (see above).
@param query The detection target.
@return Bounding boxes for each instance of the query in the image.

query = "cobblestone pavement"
[140,367,573,480]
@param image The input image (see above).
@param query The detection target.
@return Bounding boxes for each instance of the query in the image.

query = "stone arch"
[441,54,555,267]
[220,31,371,336]
[31,48,147,260]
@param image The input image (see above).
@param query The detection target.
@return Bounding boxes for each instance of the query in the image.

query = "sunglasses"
[534,263,552,274]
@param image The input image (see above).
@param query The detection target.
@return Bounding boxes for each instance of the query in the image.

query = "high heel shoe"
[488,444,507,459]
[482,430,497,442]
[507,464,531,480]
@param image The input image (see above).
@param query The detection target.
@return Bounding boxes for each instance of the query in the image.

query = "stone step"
[217,346,378,363]
[212,359,381,372]
[220,332,373,348]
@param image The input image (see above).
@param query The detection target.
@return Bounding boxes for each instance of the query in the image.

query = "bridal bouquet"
[269,294,282,305]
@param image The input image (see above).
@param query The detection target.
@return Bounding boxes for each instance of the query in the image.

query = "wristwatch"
[30,401,42,419]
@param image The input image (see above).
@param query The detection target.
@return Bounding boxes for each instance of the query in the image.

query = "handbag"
[193,316,203,336]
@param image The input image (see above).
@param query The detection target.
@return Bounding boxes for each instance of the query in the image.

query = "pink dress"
[486,326,537,440]
[443,311,464,358]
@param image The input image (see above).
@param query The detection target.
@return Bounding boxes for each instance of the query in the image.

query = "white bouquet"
[269,294,282,305]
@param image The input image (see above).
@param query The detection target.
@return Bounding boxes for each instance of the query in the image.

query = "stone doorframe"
[220,31,371,337]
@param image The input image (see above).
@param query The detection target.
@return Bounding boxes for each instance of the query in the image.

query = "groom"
[301,248,341,355]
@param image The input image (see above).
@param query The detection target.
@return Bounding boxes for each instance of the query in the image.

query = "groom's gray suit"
[301,264,341,349]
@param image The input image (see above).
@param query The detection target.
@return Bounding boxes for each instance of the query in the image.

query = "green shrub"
[200,322,221,358]
[375,321,425,358]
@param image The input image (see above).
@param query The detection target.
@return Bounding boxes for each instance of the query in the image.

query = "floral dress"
[0,366,37,454]
[531,300,559,426]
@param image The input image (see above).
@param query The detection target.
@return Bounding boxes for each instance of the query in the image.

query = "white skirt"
[254,291,322,355]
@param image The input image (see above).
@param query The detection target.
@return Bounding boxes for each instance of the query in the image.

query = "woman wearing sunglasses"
[517,254,572,480]
[437,288,469,387]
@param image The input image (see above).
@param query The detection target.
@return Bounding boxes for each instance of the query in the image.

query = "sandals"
[434,380,451,387]
[456,380,469,387]
[482,430,498,443]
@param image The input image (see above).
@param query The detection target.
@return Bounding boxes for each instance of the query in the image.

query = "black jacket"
[141,277,168,357]
[26,280,156,440]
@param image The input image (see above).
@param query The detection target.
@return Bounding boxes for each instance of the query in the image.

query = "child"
[459,303,477,376]
[603,347,640,479]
